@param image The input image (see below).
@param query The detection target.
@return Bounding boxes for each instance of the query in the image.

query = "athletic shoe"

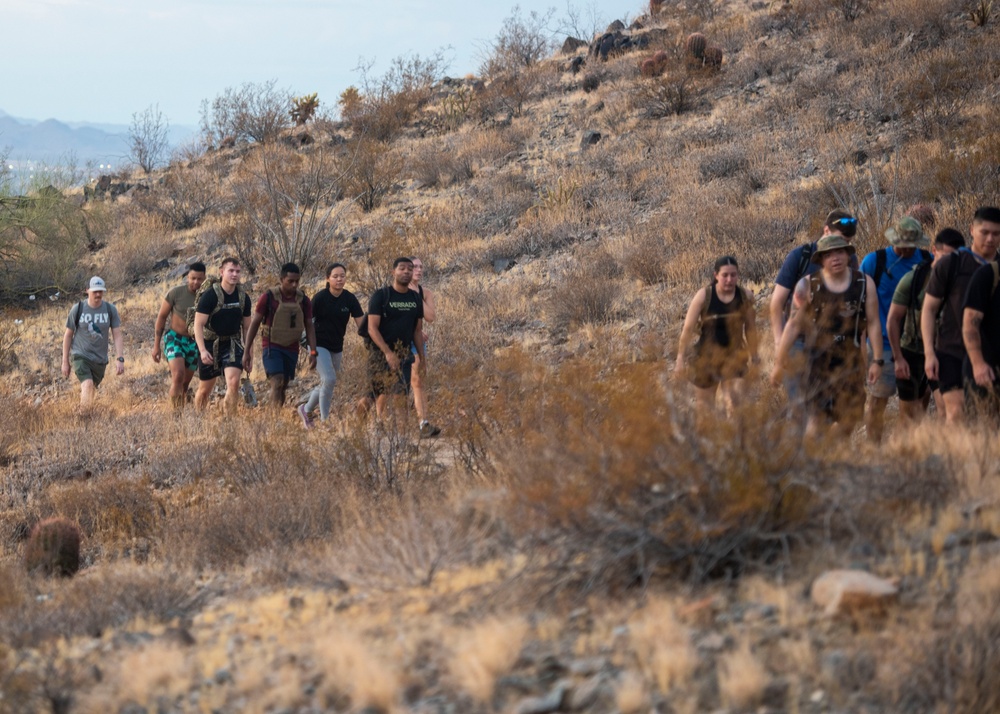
[419,421,441,438]
[298,404,313,430]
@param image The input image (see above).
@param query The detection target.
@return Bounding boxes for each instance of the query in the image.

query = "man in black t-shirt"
[922,207,1000,423]
[963,257,1000,419]
[365,257,425,419]
[193,257,253,415]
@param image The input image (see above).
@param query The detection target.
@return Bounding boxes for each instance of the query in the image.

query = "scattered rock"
[162,627,196,647]
[561,37,588,54]
[568,56,585,74]
[515,680,571,714]
[811,569,899,616]
[606,20,625,32]
[151,259,170,271]
[761,677,790,709]
[566,674,613,711]
[494,258,517,273]
[695,632,729,653]
[942,529,998,551]
[821,649,876,691]
[568,658,607,676]
[580,131,602,149]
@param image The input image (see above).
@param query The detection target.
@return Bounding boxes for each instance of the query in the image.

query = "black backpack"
[872,248,933,290]
[357,286,391,345]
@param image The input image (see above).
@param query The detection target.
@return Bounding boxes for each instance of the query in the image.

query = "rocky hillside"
[1,0,1000,712]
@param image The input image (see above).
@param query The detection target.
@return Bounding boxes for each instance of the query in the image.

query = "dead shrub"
[230,143,349,276]
[899,46,979,138]
[0,564,201,647]
[135,163,229,230]
[99,209,175,287]
[40,476,161,546]
[489,359,930,594]
[894,584,1000,712]
[632,69,703,117]
[336,138,403,212]
[549,261,622,330]
[408,139,473,188]
[23,517,81,577]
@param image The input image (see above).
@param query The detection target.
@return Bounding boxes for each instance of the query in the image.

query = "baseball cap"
[87,276,107,293]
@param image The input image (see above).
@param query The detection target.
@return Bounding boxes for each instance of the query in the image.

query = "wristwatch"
[117,357,125,363]
[873,358,885,366]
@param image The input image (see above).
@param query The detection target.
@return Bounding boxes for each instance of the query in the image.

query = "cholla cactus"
[291,93,320,126]
[686,33,707,60]
[24,517,81,577]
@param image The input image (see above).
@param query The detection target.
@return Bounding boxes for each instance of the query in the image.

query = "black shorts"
[198,338,244,381]
[936,352,965,394]
[686,347,749,390]
[897,348,929,402]
[962,358,1000,414]
[806,350,866,424]
[367,347,413,397]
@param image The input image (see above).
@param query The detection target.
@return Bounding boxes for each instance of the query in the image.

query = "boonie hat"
[811,234,857,264]
[885,216,930,249]
[87,276,107,293]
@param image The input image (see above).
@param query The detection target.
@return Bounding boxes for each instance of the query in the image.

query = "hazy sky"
[4,0,640,128]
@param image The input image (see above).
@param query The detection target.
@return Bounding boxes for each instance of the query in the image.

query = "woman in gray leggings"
[298,263,364,427]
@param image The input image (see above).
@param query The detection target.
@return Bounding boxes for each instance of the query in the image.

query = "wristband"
[873,358,884,366]
[117,357,125,363]
[309,349,318,356]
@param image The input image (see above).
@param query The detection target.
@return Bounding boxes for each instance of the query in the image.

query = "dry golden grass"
[718,639,769,710]
[3,0,1000,709]
[628,598,697,695]
[449,616,528,701]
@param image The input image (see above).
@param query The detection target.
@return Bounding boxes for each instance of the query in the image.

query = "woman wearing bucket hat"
[771,235,882,438]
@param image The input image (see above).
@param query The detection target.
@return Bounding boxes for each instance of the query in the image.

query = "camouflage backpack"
[185,276,248,341]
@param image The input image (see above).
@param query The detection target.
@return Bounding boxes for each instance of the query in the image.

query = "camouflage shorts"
[163,329,199,371]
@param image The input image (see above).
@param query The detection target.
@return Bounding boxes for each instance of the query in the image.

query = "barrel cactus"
[24,517,81,577]
[686,33,707,60]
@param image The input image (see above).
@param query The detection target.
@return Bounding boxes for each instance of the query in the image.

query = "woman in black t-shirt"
[675,256,758,416]
[299,263,364,426]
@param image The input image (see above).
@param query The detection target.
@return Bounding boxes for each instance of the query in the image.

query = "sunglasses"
[833,217,858,228]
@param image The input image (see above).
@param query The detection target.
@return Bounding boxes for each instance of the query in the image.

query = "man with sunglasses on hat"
[858,216,933,441]
[769,210,860,414]
[923,206,1000,423]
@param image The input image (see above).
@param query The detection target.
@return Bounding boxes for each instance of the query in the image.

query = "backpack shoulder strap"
[992,262,1000,298]
[919,248,933,263]
[795,243,814,282]
[73,301,84,330]
[873,248,887,289]
[908,261,932,316]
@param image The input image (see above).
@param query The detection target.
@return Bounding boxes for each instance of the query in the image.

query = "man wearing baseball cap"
[858,215,932,441]
[60,276,124,408]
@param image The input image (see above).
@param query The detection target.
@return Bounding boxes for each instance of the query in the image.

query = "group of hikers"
[59,203,1000,440]
[61,255,442,437]
[676,205,1000,439]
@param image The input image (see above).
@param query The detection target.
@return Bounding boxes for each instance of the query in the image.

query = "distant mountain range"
[0,109,197,167]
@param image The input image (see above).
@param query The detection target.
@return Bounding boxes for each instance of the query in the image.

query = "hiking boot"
[419,421,441,438]
[298,404,313,430]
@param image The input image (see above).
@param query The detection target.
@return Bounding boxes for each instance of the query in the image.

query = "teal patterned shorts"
[163,329,199,371]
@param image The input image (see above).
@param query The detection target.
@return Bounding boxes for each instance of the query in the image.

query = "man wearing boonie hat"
[858,215,932,441]
[771,234,882,439]
[769,210,860,421]
[60,276,124,408]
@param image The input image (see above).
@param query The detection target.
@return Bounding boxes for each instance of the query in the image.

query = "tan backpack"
[261,287,306,346]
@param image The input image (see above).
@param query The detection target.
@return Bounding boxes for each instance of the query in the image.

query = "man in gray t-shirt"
[61,276,124,407]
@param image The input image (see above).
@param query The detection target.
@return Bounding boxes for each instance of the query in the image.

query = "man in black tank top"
[771,235,883,438]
